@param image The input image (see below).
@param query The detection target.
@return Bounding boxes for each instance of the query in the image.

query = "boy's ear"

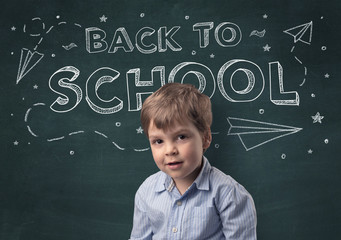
[203,129,212,150]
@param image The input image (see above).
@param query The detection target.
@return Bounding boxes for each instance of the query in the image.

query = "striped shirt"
[130,157,257,240]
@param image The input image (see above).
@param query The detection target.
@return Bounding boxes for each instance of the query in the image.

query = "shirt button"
[177,201,182,206]
[172,227,178,233]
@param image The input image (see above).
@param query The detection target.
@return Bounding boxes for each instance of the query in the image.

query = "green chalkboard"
[1,0,341,239]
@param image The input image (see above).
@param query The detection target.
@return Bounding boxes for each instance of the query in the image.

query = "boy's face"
[148,119,211,189]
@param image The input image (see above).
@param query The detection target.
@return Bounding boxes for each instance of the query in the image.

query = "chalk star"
[263,44,271,51]
[11,26,16,31]
[13,140,19,145]
[136,126,144,134]
[324,73,330,78]
[308,149,313,154]
[33,84,38,89]
[99,15,108,22]
[311,112,324,124]
[210,53,215,58]
[263,14,268,19]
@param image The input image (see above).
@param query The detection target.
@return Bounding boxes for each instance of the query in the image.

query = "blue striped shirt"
[130,157,257,239]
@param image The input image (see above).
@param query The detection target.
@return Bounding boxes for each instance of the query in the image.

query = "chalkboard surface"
[1,0,341,239]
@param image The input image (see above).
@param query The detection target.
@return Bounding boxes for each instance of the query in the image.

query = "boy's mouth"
[167,161,183,169]
[168,161,181,165]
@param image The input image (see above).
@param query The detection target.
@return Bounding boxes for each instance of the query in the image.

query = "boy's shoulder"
[209,165,239,188]
[208,164,252,200]
[137,171,165,193]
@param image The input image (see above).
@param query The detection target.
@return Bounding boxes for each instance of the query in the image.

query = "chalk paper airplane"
[283,21,313,45]
[227,117,302,151]
[16,48,44,84]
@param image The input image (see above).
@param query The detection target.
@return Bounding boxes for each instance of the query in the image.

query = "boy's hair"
[141,83,212,137]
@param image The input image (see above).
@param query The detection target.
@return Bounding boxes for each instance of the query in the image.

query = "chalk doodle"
[227,117,302,151]
[284,21,313,87]
[16,17,83,84]
[249,29,266,38]
[284,21,313,45]
[11,12,332,156]
[136,127,144,134]
[311,112,324,124]
[24,103,149,151]
[16,48,44,84]
[99,15,108,22]
[263,44,271,51]
[62,43,78,50]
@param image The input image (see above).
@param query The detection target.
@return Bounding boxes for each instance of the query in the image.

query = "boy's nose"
[165,143,178,156]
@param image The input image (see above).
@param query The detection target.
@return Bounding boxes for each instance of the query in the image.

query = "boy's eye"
[152,139,163,145]
[178,135,187,140]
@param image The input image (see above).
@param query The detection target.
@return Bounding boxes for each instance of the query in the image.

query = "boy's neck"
[173,161,203,195]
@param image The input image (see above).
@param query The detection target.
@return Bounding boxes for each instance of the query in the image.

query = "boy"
[130,83,257,239]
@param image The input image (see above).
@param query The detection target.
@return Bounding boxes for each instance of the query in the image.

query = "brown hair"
[141,83,212,137]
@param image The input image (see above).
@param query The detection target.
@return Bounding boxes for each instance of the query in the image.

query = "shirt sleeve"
[218,183,257,239]
[129,189,153,240]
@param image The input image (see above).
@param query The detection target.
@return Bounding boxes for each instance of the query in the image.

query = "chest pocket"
[182,206,222,239]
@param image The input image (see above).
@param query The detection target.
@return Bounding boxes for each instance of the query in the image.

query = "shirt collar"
[193,156,210,191]
[155,156,211,193]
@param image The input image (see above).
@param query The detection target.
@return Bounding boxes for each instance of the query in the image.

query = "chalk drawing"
[62,43,78,50]
[249,29,266,38]
[283,22,313,87]
[193,22,214,48]
[24,103,149,152]
[112,141,126,151]
[263,44,271,51]
[311,112,324,124]
[134,148,150,152]
[227,117,302,151]
[16,17,83,83]
[13,14,325,157]
[217,59,265,103]
[16,48,44,84]
[27,125,38,137]
[269,61,300,106]
[169,62,216,98]
[136,127,144,134]
[99,15,108,22]
[47,136,65,142]
[69,131,85,136]
[49,66,83,113]
[25,103,46,137]
[94,131,108,138]
[283,21,313,45]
